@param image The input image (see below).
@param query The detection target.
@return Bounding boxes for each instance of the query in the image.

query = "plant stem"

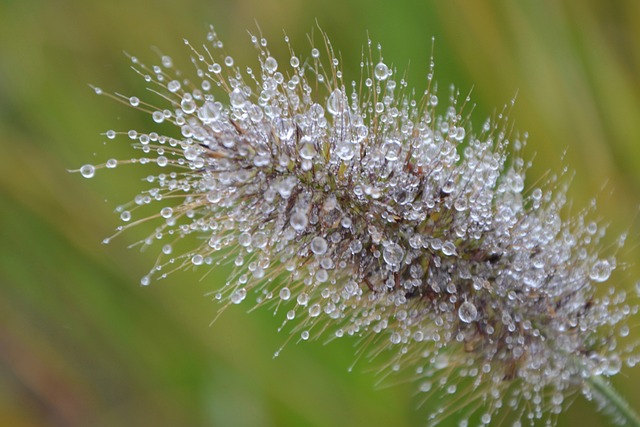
[586,375,640,427]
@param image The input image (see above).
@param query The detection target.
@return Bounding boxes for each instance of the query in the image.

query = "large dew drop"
[458,301,478,323]
[335,141,355,161]
[80,164,95,178]
[290,211,308,232]
[326,89,344,116]
[310,236,328,255]
[264,56,278,73]
[589,259,612,282]
[383,242,404,266]
[374,62,389,81]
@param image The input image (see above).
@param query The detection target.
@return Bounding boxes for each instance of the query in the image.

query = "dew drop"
[152,111,165,123]
[309,303,321,317]
[299,140,316,160]
[231,288,247,304]
[335,141,355,161]
[80,164,95,178]
[390,332,401,344]
[315,269,328,283]
[374,62,389,80]
[326,89,343,116]
[310,236,328,255]
[238,232,252,247]
[264,56,278,73]
[160,207,173,218]
[381,138,402,161]
[279,287,291,301]
[458,301,477,323]
[230,88,245,108]
[167,80,181,93]
[129,96,140,107]
[105,159,118,169]
[120,211,131,222]
[383,242,404,266]
[297,292,309,306]
[290,211,308,232]
[589,260,612,282]
[181,97,197,114]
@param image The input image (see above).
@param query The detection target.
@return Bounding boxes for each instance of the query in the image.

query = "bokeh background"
[1,0,639,426]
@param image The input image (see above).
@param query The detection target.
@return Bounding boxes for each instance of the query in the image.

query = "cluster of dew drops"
[77,26,640,426]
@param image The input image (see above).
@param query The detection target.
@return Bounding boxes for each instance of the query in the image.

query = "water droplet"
[547,393,562,408]
[290,211,308,232]
[290,56,300,68]
[383,242,404,266]
[297,292,309,306]
[120,211,131,222]
[315,269,328,283]
[264,56,278,73]
[157,156,168,167]
[238,232,252,247]
[374,62,389,80]
[511,174,524,192]
[252,231,268,248]
[349,240,363,254]
[152,111,165,123]
[335,141,355,161]
[140,276,150,286]
[160,207,173,218]
[310,236,328,255]
[301,330,310,340]
[309,303,321,317]
[311,48,319,58]
[80,164,95,178]
[390,332,401,344]
[129,96,140,107]
[167,80,181,93]
[192,254,203,265]
[279,287,291,301]
[442,241,457,256]
[589,260,611,282]
[105,159,118,169]
[458,301,477,323]
[381,138,402,161]
[231,288,247,304]
[181,97,197,114]
[326,89,344,116]
[230,89,245,108]
[299,139,316,160]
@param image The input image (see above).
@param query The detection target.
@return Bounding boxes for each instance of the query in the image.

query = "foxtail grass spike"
[77,26,639,426]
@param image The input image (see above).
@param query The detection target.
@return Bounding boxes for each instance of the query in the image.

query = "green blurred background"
[1,0,639,426]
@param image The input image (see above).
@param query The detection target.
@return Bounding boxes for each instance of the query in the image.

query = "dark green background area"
[1,0,639,426]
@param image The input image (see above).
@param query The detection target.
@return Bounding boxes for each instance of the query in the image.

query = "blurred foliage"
[0,0,639,426]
